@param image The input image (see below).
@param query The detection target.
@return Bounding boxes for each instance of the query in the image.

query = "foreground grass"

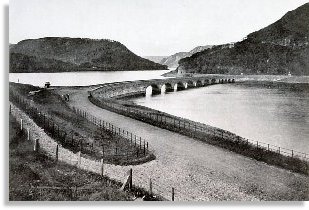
[9,115,162,201]
[9,115,133,201]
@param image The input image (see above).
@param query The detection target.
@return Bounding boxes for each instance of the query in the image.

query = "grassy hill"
[10,37,167,73]
[178,3,309,75]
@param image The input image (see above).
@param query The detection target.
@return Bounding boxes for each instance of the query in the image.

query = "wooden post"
[292,150,294,158]
[256,141,259,148]
[172,187,175,201]
[55,144,59,162]
[100,159,104,176]
[139,137,142,150]
[149,178,152,195]
[34,139,39,152]
[147,142,148,151]
[143,141,146,155]
[267,144,270,151]
[129,168,133,190]
[278,147,280,154]
[20,119,23,131]
[27,128,30,141]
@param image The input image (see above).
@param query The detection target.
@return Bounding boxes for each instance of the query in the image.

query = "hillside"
[143,56,167,64]
[178,3,309,75]
[10,37,167,73]
[160,45,213,68]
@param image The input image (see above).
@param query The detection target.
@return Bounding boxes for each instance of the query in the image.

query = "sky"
[9,0,309,56]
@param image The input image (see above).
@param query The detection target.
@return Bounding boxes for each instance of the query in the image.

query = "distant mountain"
[143,56,167,64]
[160,45,213,68]
[10,37,167,73]
[178,3,309,75]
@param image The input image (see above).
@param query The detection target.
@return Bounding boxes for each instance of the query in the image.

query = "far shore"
[162,71,309,84]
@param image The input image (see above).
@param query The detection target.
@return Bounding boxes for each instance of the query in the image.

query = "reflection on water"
[9,70,170,87]
[133,82,309,153]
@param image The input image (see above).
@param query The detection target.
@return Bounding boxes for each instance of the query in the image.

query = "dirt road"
[55,87,309,201]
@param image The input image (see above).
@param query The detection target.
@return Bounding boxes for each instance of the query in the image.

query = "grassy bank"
[9,114,150,201]
[9,82,155,165]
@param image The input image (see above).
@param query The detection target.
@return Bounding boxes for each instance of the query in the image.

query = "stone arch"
[175,82,186,91]
[146,83,161,96]
[164,83,174,92]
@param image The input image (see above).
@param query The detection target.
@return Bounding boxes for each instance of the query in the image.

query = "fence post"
[267,144,269,151]
[256,141,259,148]
[143,141,146,155]
[172,187,175,201]
[20,119,23,131]
[100,159,104,176]
[34,139,39,152]
[27,128,30,141]
[292,150,294,158]
[129,168,133,190]
[278,147,280,154]
[149,178,152,195]
[55,144,59,162]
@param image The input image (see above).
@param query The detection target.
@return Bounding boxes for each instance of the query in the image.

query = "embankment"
[89,78,309,175]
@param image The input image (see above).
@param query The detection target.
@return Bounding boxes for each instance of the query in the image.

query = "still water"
[133,82,309,154]
[9,70,170,86]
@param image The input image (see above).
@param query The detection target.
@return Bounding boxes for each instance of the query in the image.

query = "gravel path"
[55,87,309,201]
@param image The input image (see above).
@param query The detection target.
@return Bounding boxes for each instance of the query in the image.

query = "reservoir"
[132,82,309,154]
[9,70,170,86]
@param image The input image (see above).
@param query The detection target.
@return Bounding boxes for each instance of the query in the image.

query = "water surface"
[9,70,170,86]
[133,82,309,154]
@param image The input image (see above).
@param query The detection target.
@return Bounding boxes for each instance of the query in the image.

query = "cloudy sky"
[9,0,309,56]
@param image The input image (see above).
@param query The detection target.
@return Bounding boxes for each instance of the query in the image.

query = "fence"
[10,101,198,201]
[89,95,309,163]
[9,89,152,165]
[9,91,183,201]
[71,106,151,159]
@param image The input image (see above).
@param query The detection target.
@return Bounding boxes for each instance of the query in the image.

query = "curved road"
[56,87,309,201]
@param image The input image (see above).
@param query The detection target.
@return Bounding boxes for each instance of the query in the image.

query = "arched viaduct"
[90,76,236,99]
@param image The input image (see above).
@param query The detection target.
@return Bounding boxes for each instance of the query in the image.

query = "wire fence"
[9,89,153,164]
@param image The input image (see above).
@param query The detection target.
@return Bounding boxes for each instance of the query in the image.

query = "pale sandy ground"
[55,87,309,201]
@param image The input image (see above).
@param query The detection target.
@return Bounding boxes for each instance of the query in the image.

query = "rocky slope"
[10,37,167,73]
[178,3,309,75]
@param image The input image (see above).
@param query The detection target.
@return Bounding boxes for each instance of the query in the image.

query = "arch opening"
[186,81,194,88]
[164,83,174,92]
[151,84,161,95]
[176,82,186,91]
[196,80,203,87]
